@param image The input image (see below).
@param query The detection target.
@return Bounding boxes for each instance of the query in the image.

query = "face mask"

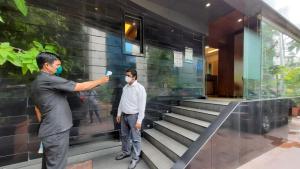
[55,66,63,76]
[125,76,132,83]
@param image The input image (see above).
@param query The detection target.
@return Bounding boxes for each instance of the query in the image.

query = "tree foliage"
[0,41,60,74]
[13,0,27,16]
[0,0,41,74]
[261,21,300,97]
[0,0,68,75]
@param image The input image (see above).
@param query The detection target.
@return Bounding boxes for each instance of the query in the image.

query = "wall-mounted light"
[206,3,211,8]
[237,18,243,22]
[207,49,219,54]
[95,7,98,11]
[205,46,209,48]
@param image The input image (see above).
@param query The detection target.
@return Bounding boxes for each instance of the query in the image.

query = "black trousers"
[41,130,70,169]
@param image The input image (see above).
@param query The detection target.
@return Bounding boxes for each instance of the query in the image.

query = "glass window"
[261,20,300,97]
[123,15,143,55]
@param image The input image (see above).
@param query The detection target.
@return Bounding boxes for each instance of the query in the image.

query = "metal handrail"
[172,96,300,169]
[171,101,240,169]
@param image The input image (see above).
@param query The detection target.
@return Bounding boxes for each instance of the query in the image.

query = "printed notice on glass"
[174,51,183,67]
[185,47,193,62]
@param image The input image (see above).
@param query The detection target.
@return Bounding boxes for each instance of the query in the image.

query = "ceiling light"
[95,7,98,11]
[237,18,243,22]
[206,3,211,7]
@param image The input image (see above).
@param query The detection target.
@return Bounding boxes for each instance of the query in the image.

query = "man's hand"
[135,122,142,129]
[116,116,121,123]
[100,76,109,84]
[34,106,42,123]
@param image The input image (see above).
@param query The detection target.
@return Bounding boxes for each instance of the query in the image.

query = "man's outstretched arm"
[74,76,109,91]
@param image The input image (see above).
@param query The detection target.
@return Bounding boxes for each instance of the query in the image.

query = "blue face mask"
[55,66,63,76]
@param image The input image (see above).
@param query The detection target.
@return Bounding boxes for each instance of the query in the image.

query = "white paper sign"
[185,47,193,62]
[174,51,183,67]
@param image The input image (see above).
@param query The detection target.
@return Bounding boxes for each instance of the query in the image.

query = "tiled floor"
[67,160,92,169]
[91,153,149,169]
[237,116,300,169]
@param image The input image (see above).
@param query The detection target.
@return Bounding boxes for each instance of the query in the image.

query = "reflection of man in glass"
[115,68,147,169]
[31,52,109,169]
[67,91,88,140]
[87,90,101,123]
[111,78,123,138]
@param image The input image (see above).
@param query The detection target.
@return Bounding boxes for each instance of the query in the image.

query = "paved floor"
[237,116,300,169]
[11,148,149,169]
[92,153,149,169]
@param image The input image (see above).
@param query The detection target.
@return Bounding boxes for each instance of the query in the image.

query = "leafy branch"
[0,0,50,75]
[0,41,60,74]
[0,0,28,23]
[0,15,3,23]
[13,0,28,16]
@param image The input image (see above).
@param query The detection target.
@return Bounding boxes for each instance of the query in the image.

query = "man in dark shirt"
[31,52,109,169]
[111,78,123,137]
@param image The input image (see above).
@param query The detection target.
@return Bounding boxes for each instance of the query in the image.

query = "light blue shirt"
[117,80,147,123]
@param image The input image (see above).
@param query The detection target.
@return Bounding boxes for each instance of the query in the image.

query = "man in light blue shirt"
[115,68,147,169]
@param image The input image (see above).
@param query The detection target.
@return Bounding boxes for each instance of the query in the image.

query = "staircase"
[141,99,229,169]
[3,99,230,169]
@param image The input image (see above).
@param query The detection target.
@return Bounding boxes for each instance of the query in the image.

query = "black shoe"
[115,153,130,160]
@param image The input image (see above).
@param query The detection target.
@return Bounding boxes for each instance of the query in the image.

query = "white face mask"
[125,76,132,83]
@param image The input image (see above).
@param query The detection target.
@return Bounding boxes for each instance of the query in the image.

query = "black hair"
[36,52,59,69]
[126,68,137,80]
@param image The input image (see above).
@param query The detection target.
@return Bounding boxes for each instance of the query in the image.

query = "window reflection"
[125,19,140,41]
[261,20,300,97]
[123,15,143,55]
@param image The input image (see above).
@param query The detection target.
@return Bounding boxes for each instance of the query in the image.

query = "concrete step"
[154,120,199,146]
[171,106,219,122]
[143,129,188,162]
[141,139,173,169]
[181,99,228,112]
[164,113,210,134]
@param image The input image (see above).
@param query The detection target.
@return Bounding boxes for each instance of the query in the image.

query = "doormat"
[67,160,93,169]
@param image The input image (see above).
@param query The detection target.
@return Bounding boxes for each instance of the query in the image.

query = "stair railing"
[172,101,240,169]
[172,97,298,169]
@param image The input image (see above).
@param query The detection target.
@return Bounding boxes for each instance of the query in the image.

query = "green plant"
[13,0,27,16]
[0,0,28,23]
[0,41,61,74]
[0,0,64,75]
[0,0,34,74]
[268,65,287,96]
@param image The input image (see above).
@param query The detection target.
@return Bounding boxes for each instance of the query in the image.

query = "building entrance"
[205,10,245,98]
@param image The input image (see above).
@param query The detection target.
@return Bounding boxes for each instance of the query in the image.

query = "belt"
[122,112,138,116]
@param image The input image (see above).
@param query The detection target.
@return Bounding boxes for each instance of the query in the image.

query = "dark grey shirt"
[31,72,76,138]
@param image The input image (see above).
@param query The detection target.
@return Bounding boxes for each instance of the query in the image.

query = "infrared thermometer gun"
[106,70,112,76]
